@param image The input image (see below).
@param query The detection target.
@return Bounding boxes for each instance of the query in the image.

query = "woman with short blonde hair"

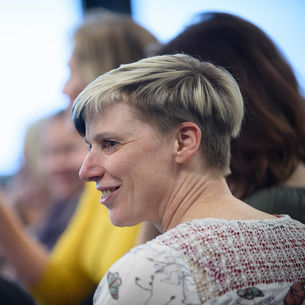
[73,54,305,305]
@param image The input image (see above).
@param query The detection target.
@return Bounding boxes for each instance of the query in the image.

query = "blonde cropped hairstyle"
[72,54,244,175]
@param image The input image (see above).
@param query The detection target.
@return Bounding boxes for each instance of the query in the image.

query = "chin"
[108,211,138,228]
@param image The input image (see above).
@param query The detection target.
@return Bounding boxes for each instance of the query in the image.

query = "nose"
[62,78,75,108]
[79,151,105,182]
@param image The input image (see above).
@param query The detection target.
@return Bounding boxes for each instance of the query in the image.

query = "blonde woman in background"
[0,9,158,305]
[63,9,158,108]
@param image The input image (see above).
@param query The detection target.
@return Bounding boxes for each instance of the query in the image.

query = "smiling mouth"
[101,187,119,201]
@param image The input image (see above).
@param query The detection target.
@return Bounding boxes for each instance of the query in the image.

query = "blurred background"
[0,0,304,179]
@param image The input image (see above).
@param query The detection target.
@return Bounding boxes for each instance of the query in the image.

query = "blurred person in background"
[0,117,52,281]
[0,8,158,305]
[0,110,87,280]
[3,110,87,250]
[33,110,88,250]
[63,8,159,110]
[3,118,52,230]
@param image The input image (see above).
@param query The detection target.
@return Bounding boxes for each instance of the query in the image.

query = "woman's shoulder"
[94,242,199,305]
[114,240,186,268]
[151,216,304,254]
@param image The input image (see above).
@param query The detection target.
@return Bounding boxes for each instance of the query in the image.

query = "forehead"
[85,102,156,139]
[43,117,82,146]
[88,102,136,124]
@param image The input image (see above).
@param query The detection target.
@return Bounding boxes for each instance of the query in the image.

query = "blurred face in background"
[63,51,87,109]
[41,115,88,201]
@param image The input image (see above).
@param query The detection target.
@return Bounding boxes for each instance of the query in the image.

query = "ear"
[174,122,202,164]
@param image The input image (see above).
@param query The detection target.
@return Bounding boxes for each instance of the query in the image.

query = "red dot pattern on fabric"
[154,217,305,303]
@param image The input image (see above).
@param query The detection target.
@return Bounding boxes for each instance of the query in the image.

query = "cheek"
[129,147,172,186]
[104,154,132,177]
[105,138,173,185]
[65,152,86,170]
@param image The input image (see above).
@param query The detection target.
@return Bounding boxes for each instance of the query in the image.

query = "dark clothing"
[78,290,96,305]
[0,276,37,305]
[245,185,305,223]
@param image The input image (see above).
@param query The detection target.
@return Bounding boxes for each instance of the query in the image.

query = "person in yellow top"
[0,9,158,305]
[30,183,141,305]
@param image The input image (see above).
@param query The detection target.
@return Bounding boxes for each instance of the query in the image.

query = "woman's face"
[41,117,88,201]
[63,52,87,108]
[79,103,176,227]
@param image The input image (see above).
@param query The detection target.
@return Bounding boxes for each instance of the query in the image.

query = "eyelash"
[101,139,118,151]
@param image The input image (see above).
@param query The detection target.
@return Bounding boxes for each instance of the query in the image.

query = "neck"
[159,171,230,232]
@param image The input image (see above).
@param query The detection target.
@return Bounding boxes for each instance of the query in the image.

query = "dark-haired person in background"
[158,12,305,223]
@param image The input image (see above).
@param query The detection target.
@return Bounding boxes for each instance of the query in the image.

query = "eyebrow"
[85,132,122,145]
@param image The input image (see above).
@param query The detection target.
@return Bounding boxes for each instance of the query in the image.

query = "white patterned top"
[94,215,305,305]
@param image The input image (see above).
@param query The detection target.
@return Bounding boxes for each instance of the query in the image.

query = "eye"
[102,139,118,151]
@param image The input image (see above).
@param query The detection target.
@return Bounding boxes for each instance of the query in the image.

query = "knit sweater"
[94,215,305,305]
